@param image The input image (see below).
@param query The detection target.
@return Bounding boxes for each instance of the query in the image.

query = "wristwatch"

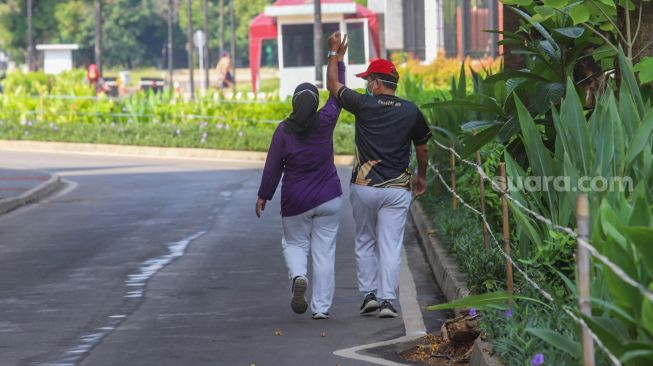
[327,50,338,58]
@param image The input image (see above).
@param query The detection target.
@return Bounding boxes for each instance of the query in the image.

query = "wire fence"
[424,136,643,366]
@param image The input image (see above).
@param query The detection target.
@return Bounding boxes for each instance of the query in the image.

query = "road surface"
[0,150,447,366]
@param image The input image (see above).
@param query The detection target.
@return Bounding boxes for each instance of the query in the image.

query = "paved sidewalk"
[0,168,61,215]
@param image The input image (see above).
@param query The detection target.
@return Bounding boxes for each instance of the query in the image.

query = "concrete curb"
[409,200,504,366]
[0,140,355,165]
[0,172,62,215]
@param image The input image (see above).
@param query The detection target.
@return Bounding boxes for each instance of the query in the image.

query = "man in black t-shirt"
[327,32,431,318]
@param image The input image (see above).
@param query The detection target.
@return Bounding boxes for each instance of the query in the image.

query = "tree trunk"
[622,0,653,65]
[502,5,523,71]
[313,0,323,88]
[27,0,34,70]
[203,0,210,90]
[186,0,195,99]
[230,0,236,90]
[219,0,224,56]
[168,0,174,86]
[95,0,103,73]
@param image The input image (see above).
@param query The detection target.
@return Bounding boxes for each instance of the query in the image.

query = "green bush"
[0,70,359,154]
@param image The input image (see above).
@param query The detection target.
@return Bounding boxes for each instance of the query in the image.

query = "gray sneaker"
[290,276,308,314]
[378,300,398,318]
[359,293,380,315]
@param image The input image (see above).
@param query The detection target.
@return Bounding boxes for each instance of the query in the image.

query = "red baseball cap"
[355,59,399,79]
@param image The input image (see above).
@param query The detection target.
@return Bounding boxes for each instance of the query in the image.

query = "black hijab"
[283,83,319,138]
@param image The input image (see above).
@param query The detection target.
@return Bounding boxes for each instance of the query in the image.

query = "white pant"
[350,184,412,301]
[281,196,342,314]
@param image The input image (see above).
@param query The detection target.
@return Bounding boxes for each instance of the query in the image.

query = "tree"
[618,0,653,65]
[101,0,167,68]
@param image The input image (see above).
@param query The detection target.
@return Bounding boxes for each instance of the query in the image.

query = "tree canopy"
[0,0,274,69]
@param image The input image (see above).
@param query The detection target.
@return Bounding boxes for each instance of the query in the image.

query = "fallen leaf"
[274,329,283,336]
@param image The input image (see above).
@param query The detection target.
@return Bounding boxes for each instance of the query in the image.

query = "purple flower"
[504,309,513,318]
[469,308,477,317]
[531,353,544,366]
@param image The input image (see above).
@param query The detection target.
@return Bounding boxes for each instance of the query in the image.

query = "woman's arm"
[319,61,346,125]
[256,127,285,217]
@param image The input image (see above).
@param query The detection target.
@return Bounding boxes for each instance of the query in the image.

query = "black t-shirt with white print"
[337,86,432,189]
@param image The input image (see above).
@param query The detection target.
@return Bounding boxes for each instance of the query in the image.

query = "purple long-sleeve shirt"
[257,62,345,217]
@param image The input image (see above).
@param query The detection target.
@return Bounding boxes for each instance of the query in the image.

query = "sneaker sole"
[291,277,308,314]
[312,313,329,320]
[359,300,380,315]
[379,308,399,318]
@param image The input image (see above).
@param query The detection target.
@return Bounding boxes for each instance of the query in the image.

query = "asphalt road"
[0,151,447,366]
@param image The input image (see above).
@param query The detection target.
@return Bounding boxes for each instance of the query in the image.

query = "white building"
[35,44,79,74]
[249,0,381,99]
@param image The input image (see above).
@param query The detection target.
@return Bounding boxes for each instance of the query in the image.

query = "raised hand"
[337,34,348,61]
[328,31,342,52]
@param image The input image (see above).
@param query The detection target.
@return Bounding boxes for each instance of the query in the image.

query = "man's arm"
[412,144,428,197]
[327,32,344,97]
[411,109,432,197]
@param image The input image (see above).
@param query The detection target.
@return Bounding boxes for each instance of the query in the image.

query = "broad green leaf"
[554,26,585,38]
[512,7,560,52]
[619,50,645,115]
[533,82,564,113]
[508,200,544,249]
[590,297,637,325]
[460,124,502,158]
[460,120,500,131]
[622,226,653,278]
[502,0,533,5]
[526,328,581,357]
[634,57,653,84]
[532,13,552,22]
[497,116,521,142]
[426,291,551,310]
[538,40,561,62]
[569,4,591,24]
[618,84,640,140]
[625,109,653,167]
[620,350,653,364]
[543,0,568,7]
[485,70,550,83]
[421,100,503,116]
[599,22,615,31]
[515,96,557,209]
[555,78,591,176]
[628,189,652,227]
[535,5,557,15]
[642,286,653,336]
[582,315,628,356]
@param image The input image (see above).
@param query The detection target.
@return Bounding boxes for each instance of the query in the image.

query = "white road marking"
[38,231,207,366]
[333,246,427,365]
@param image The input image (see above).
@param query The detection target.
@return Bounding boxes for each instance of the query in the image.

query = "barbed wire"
[430,138,653,303]
[428,162,622,365]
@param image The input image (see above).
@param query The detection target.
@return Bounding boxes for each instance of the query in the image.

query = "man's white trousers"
[349,184,412,301]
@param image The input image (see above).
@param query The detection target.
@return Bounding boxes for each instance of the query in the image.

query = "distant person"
[215,52,234,90]
[326,32,431,318]
[255,39,349,320]
[86,64,110,95]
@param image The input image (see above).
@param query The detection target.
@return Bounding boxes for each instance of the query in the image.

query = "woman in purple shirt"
[256,41,348,320]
